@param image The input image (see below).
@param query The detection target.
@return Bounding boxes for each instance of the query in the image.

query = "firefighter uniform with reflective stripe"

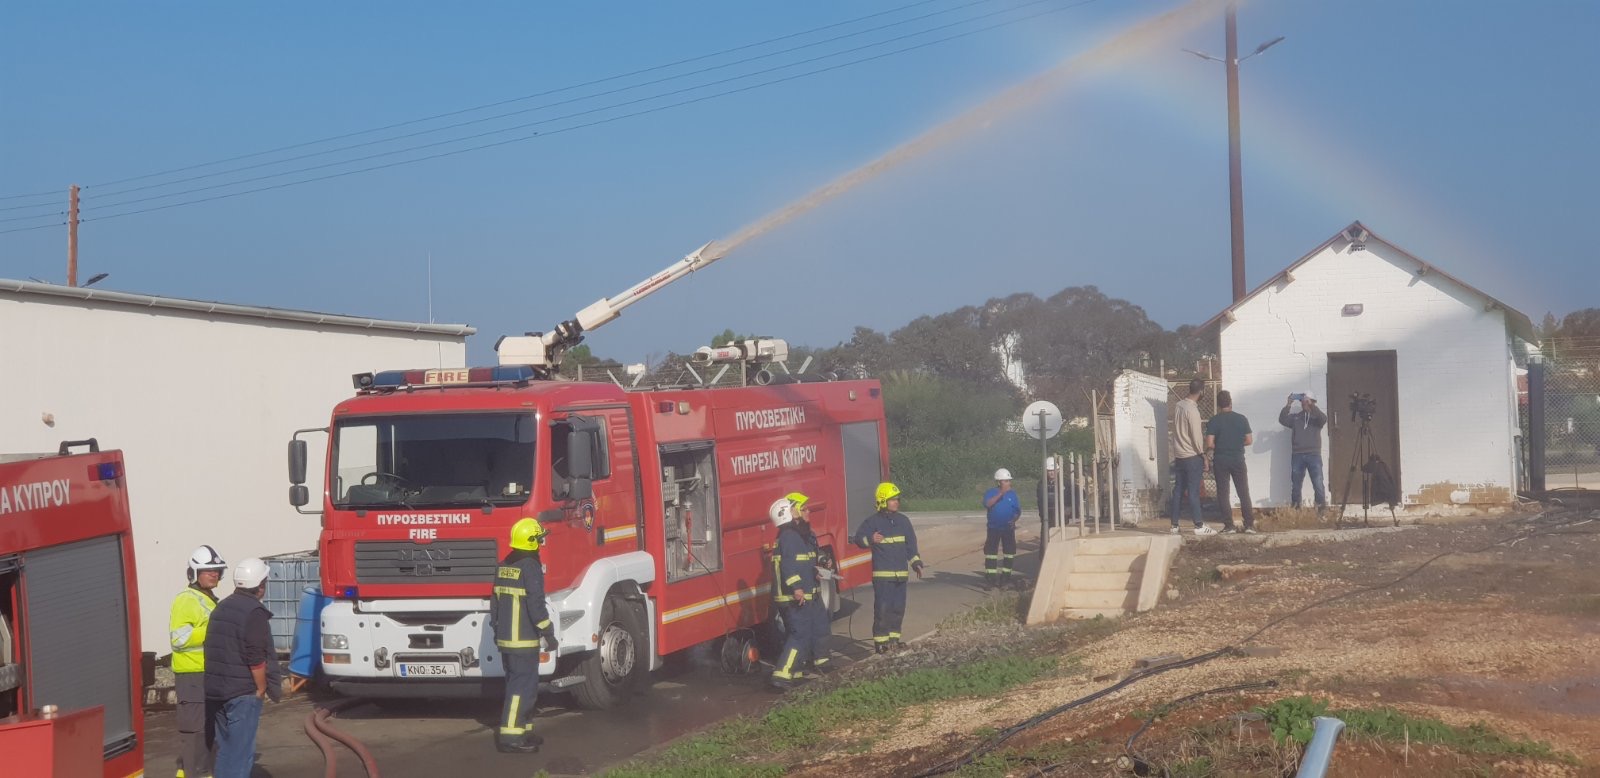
[851,509,921,647]
[771,523,829,683]
[492,549,551,748]
[170,584,218,778]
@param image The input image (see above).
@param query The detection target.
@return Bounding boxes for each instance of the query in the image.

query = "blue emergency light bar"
[355,365,539,390]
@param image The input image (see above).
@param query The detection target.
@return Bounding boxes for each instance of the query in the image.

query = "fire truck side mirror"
[290,484,310,508]
[289,440,309,485]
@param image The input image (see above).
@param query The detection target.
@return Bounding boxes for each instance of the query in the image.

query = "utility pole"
[67,185,80,287]
[1184,10,1281,304]
[1224,3,1245,302]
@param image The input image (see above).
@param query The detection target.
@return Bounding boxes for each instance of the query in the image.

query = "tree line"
[572,295,1598,502]
[576,286,1220,500]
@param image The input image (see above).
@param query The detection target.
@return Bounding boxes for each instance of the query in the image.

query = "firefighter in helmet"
[768,492,831,689]
[492,518,557,754]
[851,482,922,653]
[171,545,227,778]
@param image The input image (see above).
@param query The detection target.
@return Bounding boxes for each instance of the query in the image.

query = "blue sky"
[3,1,1595,364]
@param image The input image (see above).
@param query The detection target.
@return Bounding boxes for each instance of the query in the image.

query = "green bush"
[1255,696,1568,761]
[606,654,1056,777]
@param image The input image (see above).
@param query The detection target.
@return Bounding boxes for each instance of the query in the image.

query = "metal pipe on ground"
[1296,716,1346,778]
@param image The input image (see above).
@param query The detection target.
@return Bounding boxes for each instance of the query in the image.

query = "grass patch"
[1256,696,1572,762]
[1556,593,1600,616]
[1167,756,1214,778]
[937,592,1024,630]
[606,654,1057,777]
[903,496,996,512]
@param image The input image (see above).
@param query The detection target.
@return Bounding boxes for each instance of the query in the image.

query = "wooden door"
[1326,351,1401,503]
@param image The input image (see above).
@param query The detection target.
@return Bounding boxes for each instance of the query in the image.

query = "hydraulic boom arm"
[496,241,723,370]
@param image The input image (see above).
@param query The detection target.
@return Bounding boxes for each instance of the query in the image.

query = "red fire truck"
[0,441,146,778]
[288,242,889,706]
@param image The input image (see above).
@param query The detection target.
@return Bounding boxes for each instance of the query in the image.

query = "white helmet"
[994,468,1013,481]
[186,545,228,582]
[234,558,270,589]
[768,497,795,527]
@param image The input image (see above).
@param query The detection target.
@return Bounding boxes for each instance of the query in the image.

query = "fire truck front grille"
[354,540,499,584]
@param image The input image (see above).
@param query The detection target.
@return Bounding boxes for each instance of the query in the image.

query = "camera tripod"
[1335,414,1398,527]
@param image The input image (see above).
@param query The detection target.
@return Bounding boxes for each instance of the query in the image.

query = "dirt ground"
[784,504,1600,777]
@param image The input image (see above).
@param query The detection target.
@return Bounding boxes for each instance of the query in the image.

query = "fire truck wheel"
[572,595,648,710]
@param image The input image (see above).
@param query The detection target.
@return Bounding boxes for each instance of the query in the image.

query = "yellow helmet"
[509,517,548,551]
[875,482,902,509]
[785,492,809,513]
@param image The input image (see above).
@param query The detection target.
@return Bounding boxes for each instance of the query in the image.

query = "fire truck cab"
[293,365,888,706]
[0,441,146,778]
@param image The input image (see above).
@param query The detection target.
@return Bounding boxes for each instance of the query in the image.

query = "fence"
[1535,338,1600,492]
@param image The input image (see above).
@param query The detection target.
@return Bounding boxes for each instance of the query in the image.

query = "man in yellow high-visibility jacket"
[171,545,227,778]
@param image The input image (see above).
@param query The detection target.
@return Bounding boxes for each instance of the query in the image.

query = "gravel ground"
[788,506,1600,777]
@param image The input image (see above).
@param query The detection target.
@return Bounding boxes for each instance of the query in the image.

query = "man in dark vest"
[492,517,557,753]
[203,557,281,778]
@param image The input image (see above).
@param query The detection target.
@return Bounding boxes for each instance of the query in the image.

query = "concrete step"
[1061,589,1140,610]
[1060,607,1127,620]
[1027,534,1181,626]
[1071,553,1146,574]
[1074,536,1154,556]
[1066,572,1139,591]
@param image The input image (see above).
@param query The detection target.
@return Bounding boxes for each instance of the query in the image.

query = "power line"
[0,189,59,203]
[0,221,65,236]
[37,0,958,197]
[0,199,66,214]
[86,0,1018,201]
[0,210,65,225]
[82,0,1084,217]
[82,0,1101,225]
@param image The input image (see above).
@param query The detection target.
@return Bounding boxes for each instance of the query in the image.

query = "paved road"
[141,512,1042,777]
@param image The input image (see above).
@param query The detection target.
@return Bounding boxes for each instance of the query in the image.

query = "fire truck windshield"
[331,413,536,509]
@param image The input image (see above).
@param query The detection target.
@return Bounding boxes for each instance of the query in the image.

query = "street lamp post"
[1184,4,1283,303]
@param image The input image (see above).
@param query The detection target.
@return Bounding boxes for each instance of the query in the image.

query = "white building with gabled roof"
[1201,222,1535,515]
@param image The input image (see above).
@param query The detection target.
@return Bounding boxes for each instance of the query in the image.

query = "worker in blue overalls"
[982,468,1022,590]
[852,482,922,654]
[768,492,831,689]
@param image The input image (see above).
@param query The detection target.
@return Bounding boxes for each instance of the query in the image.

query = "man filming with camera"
[1279,392,1328,513]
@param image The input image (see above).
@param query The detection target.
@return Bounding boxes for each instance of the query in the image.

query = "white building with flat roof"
[0,279,472,653]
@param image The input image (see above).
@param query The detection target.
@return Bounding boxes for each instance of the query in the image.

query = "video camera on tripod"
[1348,392,1377,423]
[1338,390,1398,526]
